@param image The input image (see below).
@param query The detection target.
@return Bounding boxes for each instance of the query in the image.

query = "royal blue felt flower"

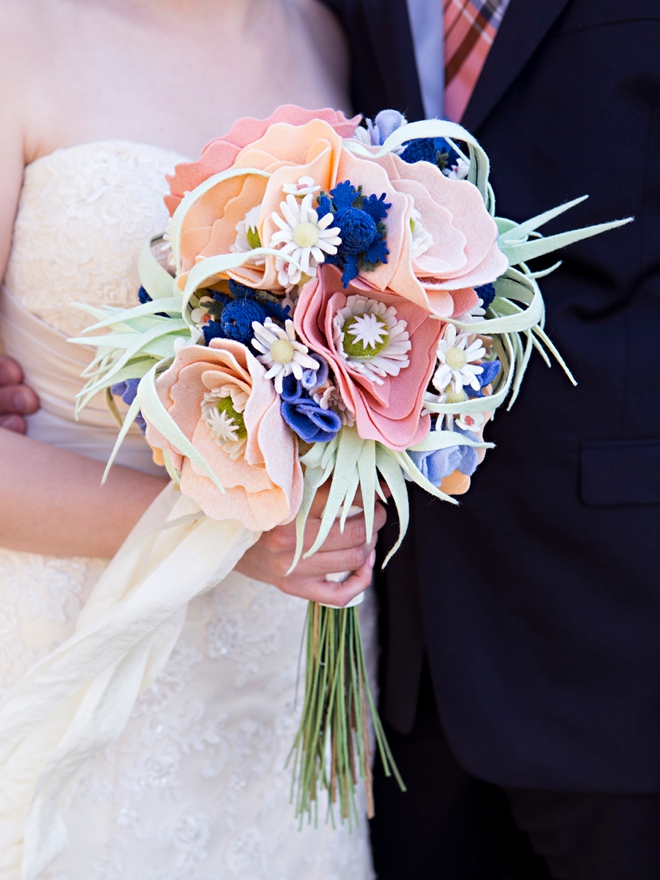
[200,281,290,346]
[465,359,501,398]
[400,137,460,172]
[409,427,479,486]
[111,378,147,435]
[475,282,496,308]
[317,181,391,288]
[279,373,342,443]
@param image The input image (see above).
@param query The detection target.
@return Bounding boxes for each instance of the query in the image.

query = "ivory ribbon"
[0,287,260,878]
[0,486,259,880]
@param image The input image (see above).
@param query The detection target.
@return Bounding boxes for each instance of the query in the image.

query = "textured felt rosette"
[333,146,507,318]
[166,106,360,291]
[294,265,442,451]
[144,339,303,532]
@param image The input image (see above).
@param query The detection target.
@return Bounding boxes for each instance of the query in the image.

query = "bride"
[0,0,385,877]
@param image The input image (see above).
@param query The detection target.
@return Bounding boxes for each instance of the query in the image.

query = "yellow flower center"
[446,347,467,370]
[293,221,320,249]
[270,339,296,364]
[444,387,467,404]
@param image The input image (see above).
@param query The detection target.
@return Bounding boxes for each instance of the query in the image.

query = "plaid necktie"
[444,0,511,122]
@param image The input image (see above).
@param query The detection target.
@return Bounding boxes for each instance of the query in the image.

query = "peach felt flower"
[326,146,507,318]
[166,107,360,293]
[144,340,303,532]
[294,265,442,451]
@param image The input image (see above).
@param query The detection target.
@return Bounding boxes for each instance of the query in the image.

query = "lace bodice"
[5,140,185,337]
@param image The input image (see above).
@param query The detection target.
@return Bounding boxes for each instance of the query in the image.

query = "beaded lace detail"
[0,142,375,880]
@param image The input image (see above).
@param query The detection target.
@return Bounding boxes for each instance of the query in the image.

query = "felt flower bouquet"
[71,105,628,825]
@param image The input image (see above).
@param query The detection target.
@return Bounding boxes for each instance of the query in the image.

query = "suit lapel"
[360,0,426,120]
[462,0,573,132]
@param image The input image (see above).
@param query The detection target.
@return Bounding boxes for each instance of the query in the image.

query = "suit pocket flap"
[580,439,660,507]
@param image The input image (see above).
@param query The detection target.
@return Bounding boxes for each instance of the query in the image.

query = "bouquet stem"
[289,602,405,827]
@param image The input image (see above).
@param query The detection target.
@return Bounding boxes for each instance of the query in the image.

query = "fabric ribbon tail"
[0,483,259,880]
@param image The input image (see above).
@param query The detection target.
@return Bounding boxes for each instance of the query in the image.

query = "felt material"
[145,339,303,531]
[165,105,360,214]
[295,265,441,451]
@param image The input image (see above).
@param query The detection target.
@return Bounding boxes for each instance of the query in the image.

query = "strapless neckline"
[27,138,191,170]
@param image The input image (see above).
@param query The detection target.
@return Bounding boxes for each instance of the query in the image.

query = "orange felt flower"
[144,340,303,532]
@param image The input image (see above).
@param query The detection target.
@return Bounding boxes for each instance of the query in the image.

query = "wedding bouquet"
[71,105,628,826]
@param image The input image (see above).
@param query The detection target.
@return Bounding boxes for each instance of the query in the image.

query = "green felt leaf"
[501,217,632,265]
[304,428,365,559]
[138,235,177,300]
[497,195,589,244]
[373,445,410,567]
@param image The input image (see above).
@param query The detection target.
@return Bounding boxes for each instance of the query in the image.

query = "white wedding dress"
[0,141,376,880]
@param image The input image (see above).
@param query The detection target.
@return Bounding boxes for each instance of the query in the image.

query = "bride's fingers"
[303,502,387,554]
[0,414,27,433]
[0,383,39,417]
[281,548,376,606]
[0,356,24,386]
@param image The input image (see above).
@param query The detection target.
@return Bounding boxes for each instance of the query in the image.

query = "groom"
[319,0,660,878]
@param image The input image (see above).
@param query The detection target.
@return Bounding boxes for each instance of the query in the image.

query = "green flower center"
[342,313,390,360]
[246,226,262,249]
[216,396,247,440]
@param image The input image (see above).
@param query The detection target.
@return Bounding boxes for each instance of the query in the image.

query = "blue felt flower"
[465,359,501,398]
[111,378,147,435]
[317,181,391,288]
[409,427,479,486]
[474,282,496,308]
[400,137,460,172]
[200,281,290,347]
[279,374,341,443]
[137,285,169,318]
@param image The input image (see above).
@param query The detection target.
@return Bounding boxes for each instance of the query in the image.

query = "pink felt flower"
[332,147,507,318]
[294,265,442,451]
[144,340,303,532]
[169,108,360,292]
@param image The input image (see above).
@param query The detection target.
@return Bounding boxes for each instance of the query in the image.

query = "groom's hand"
[235,485,387,606]
[0,356,39,433]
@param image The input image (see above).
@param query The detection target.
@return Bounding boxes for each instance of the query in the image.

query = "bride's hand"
[0,356,39,433]
[235,486,388,606]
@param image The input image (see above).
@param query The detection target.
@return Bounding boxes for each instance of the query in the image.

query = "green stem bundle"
[289,602,405,827]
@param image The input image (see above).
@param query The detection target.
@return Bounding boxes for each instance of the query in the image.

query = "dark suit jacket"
[322,0,660,791]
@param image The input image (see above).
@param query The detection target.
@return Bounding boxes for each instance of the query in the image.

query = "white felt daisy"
[410,206,434,259]
[251,318,319,393]
[282,176,321,198]
[433,324,486,394]
[455,411,485,432]
[333,295,411,384]
[312,382,356,427]
[270,193,341,287]
[230,205,265,265]
[201,383,249,459]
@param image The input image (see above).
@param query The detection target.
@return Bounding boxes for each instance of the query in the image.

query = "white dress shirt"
[406,0,445,119]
